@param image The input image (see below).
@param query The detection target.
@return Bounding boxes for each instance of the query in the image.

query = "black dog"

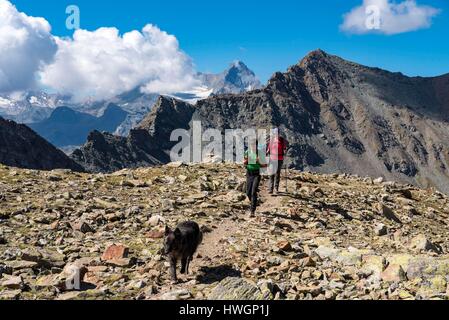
[164,221,203,283]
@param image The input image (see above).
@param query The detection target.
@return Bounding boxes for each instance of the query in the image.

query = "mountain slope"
[0,117,84,171]
[72,50,449,194]
[71,97,195,173]
[29,104,128,147]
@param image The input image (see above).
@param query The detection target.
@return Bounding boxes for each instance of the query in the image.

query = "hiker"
[244,139,267,217]
[267,128,289,195]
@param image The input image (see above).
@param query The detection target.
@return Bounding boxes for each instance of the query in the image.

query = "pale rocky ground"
[1,162,449,300]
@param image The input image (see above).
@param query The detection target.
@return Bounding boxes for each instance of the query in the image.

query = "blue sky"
[11,0,449,83]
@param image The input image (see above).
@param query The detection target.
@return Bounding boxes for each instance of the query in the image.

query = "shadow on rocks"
[196,265,242,285]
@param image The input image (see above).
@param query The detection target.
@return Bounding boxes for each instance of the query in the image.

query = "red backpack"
[269,137,286,160]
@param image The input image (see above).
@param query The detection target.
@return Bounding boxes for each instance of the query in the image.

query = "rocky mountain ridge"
[0,117,84,172]
[73,50,449,195]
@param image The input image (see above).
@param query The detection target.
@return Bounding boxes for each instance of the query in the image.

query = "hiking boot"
[248,210,256,218]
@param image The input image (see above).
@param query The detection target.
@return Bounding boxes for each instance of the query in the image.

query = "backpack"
[269,137,286,160]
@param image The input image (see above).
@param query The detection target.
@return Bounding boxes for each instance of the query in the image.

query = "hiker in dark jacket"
[267,128,289,195]
[244,139,267,217]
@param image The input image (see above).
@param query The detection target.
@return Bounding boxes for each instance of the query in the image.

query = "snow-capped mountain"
[0,92,69,124]
[0,61,261,137]
[198,61,262,95]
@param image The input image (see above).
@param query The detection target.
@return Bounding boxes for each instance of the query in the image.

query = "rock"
[295,284,323,297]
[20,248,66,268]
[209,277,271,300]
[105,258,135,268]
[0,236,6,245]
[166,161,184,168]
[315,245,340,261]
[161,289,192,300]
[409,234,440,253]
[0,275,23,290]
[126,279,147,290]
[374,224,388,236]
[361,255,386,276]
[0,289,21,300]
[335,248,365,266]
[101,244,129,261]
[0,264,12,277]
[146,229,165,239]
[386,254,413,271]
[257,280,276,299]
[398,290,414,300]
[375,203,402,223]
[277,240,293,252]
[373,177,384,184]
[405,257,447,280]
[71,221,94,234]
[226,190,246,203]
[381,264,407,283]
[4,260,38,270]
[35,274,63,289]
[429,275,447,294]
[148,215,165,227]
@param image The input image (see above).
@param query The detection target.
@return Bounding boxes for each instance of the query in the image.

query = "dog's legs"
[180,257,187,275]
[185,256,194,275]
[169,256,178,282]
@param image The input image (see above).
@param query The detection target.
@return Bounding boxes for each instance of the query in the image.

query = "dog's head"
[164,226,182,255]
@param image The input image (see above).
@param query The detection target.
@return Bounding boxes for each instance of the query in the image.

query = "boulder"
[374,224,388,236]
[71,221,95,234]
[361,255,386,276]
[0,275,23,290]
[409,234,440,253]
[381,264,407,283]
[375,203,402,224]
[209,277,271,300]
[101,244,129,261]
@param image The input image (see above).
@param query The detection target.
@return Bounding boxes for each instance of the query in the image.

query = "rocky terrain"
[1,162,449,300]
[0,117,84,172]
[73,50,449,195]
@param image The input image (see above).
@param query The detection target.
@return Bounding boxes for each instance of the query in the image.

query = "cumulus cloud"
[341,0,440,35]
[40,25,200,102]
[0,0,57,94]
[0,0,199,101]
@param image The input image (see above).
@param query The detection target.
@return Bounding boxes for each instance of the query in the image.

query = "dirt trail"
[160,176,290,296]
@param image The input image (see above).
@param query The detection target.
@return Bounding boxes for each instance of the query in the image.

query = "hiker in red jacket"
[267,128,289,195]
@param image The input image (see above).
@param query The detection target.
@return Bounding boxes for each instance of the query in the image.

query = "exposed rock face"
[71,98,195,173]
[0,117,84,172]
[73,50,449,194]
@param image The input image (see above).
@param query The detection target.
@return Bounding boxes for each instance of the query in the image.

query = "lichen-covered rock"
[209,278,271,300]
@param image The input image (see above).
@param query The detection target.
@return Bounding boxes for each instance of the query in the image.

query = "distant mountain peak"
[199,60,262,95]
[229,60,250,70]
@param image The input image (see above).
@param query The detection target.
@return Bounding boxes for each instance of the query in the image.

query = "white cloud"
[341,0,440,35]
[0,0,199,101]
[40,25,200,102]
[0,0,57,94]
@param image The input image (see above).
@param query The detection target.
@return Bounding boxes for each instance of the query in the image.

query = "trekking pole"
[285,155,288,194]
